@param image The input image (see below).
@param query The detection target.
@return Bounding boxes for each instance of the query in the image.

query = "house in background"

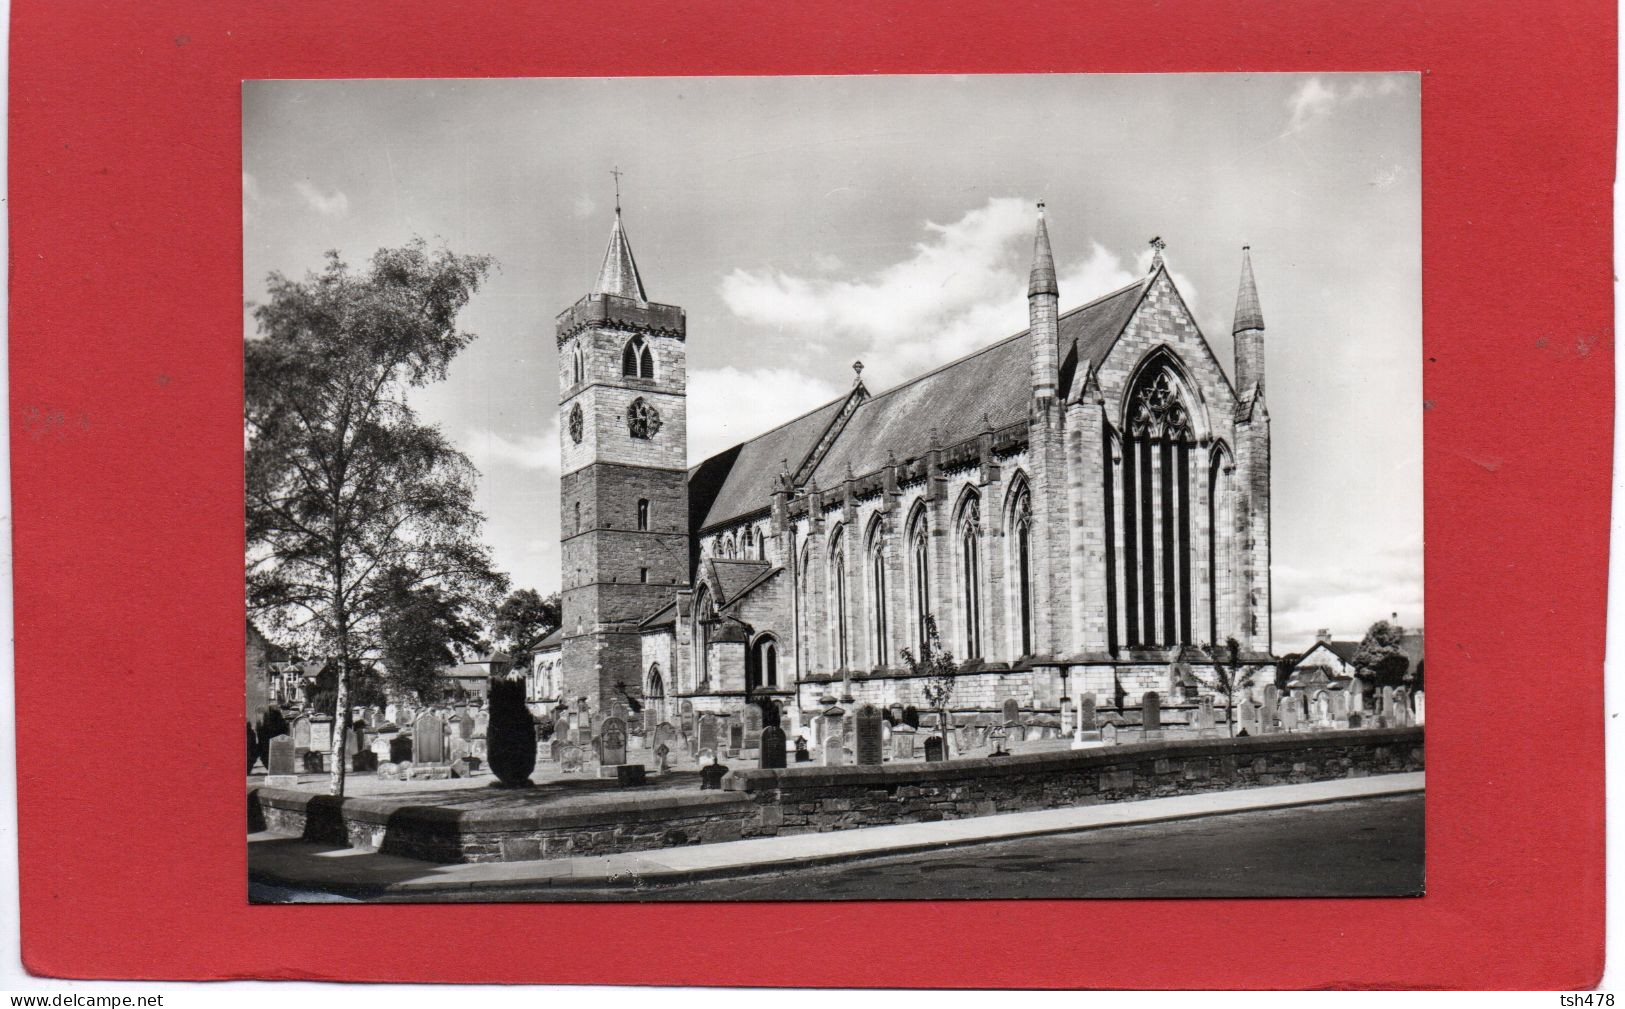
[1289,624,1424,690]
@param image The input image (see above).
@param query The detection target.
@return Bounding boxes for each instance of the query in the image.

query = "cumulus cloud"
[718,197,1174,386]
[573,193,597,220]
[1284,75,1407,136]
[688,366,843,463]
[465,419,560,473]
[294,179,350,218]
[1273,536,1424,646]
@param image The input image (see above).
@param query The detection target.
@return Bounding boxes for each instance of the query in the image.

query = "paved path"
[251,772,1423,900]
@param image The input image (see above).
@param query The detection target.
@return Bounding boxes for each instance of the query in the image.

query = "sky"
[243,73,1422,649]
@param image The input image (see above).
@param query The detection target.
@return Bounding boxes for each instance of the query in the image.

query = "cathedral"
[534,200,1275,728]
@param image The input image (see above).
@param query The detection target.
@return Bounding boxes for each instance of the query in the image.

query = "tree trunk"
[328,659,349,797]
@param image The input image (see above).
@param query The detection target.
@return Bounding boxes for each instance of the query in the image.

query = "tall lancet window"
[693,586,714,689]
[868,524,889,668]
[1124,361,1198,648]
[1010,485,1035,657]
[830,527,849,670]
[958,493,983,659]
[908,506,931,652]
[572,343,585,385]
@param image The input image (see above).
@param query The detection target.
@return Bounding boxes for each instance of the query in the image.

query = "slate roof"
[594,211,647,301]
[690,276,1151,534]
[709,558,774,604]
[533,627,563,653]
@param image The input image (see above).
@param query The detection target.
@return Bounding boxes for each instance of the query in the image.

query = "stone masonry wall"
[252,727,1421,865]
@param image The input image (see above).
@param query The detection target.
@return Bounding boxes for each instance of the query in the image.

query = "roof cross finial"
[852,360,865,387]
[611,165,624,215]
[1149,236,1167,272]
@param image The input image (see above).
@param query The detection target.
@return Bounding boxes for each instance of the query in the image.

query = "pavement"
[250,771,1423,899]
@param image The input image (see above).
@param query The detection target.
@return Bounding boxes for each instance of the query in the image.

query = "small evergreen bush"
[486,676,536,786]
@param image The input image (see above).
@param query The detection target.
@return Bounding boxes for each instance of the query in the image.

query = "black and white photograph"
[243,73,1423,903]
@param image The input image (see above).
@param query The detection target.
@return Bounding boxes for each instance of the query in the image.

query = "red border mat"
[9,0,1612,988]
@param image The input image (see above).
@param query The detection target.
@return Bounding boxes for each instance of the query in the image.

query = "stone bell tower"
[556,195,689,710]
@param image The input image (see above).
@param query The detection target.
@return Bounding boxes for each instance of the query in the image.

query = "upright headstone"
[266,735,296,785]
[889,702,905,725]
[855,704,884,765]
[821,733,847,766]
[728,722,744,753]
[1391,687,1410,727]
[1102,722,1119,745]
[1381,686,1397,722]
[309,716,333,754]
[742,705,763,750]
[760,725,787,769]
[698,713,718,754]
[1142,691,1162,738]
[654,721,677,751]
[923,735,946,762]
[384,703,399,725]
[1059,697,1074,735]
[1281,702,1300,733]
[1002,698,1020,727]
[1413,691,1425,725]
[1239,699,1261,736]
[1313,690,1332,727]
[1197,695,1216,736]
[457,713,474,740]
[1079,693,1098,731]
[291,715,311,751]
[1262,685,1279,733]
[560,744,584,772]
[1346,678,1364,714]
[821,706,845,751]
[600,716,627,766]
[892,723,917,760]
[413,712,447,763]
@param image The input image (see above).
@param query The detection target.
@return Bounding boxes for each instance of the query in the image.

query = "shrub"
[255,707,290,769]
[486,676,536,786]
[246,722,257,774]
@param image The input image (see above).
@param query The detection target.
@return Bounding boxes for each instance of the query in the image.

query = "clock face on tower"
[568,403,583,444]
[627,397,662,440]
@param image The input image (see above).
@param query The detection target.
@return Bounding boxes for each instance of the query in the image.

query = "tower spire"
[593,173,647,302]
[1233,244,1264,335]
[1029,201,1058,298]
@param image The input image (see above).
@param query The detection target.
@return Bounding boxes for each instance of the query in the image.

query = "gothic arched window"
[622,336,655,379]
[693,587,713,689]
[1010,484,1035,656]
[572,343,585,385]
[748,635,778,691]
[1119,357,1200,649]
[908,506,931,652]
[627,397,662,440]
[870,534,889,668]
[958,493,982,659]
[830,526,849,670]
[742,527,754,556]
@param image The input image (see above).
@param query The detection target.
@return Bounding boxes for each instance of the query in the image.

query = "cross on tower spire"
[610,166,624,215]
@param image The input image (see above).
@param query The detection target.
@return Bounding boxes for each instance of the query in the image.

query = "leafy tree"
[246,240,507,797]
[374,564,484,704]
[1203,637,1253,737]
[1273,652,1301,691]
[1351,620,1411,690]
[900,614,958,758]
[491,588,561,660]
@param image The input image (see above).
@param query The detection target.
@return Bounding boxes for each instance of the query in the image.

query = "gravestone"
[889,702,905,724]
[655,743,671,773]
[892,723,917,760]
[1413,691,1425,725]
[742,705,763,750]
[559,744,584,772]
[549,738,562,762]
[1002,698,1020,726]
[413,713,447,763]
[903,705,921,728]
[390,735,413,763]
[728,722,744,753]
[1197,696,1216,736]
[1281,702,1300,732]
[923,735,946,762]
[1391,687,1410,727]
[1312,690,1331,727]
[266,735,296,786]
[474,711,489,737]
[371,736,393,763]
[309,716,333,754]
[1059,697,1074,735]
[855,704,884,765]
[1239,699,1261,736]
[291,715,311,751]
[1348,712,1364,729]
[698,747,715,766]
[680,704,696,739]
[760,725,787,769]
[821,707,845,750]
[794,736,811,762]
[599,716,628,766]
[698,714,718,754]
[1080,693,1098,731]
[654,721,677,751]
[1262,686,1279,733]
[384,703,399,724]
[457,713,475,740]
[1142,692,1162,738]
[1346,678,1364,714]
[1330,689,1348,724]
[1102,723,1119,745]
[821,734,847,766]
[1381,686,1397,721]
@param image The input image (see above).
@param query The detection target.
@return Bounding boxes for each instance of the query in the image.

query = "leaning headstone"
[413,712,446,763]
[599,716,628,766]
[923,735,946,762]
[265,735,296,786]
[855,704,884,765]
[760,725,787,769]
[892,723,917,760]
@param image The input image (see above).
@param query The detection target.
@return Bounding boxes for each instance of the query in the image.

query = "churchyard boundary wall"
[250,726,1422,864]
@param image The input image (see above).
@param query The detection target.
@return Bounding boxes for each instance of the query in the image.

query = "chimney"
[1316,629,1332,644]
